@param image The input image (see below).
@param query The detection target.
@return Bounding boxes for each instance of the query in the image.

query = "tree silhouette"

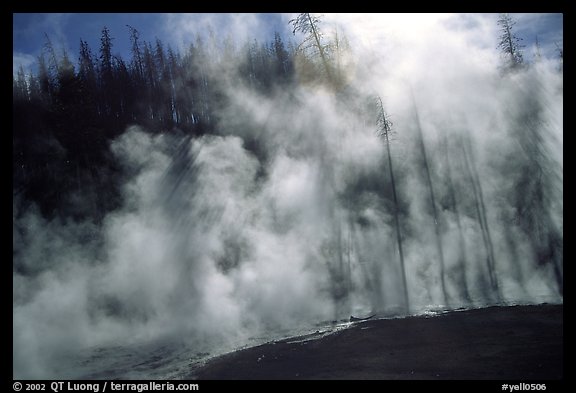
[375,95,409,312]
[290,13,335,87]
[497,13,524,70]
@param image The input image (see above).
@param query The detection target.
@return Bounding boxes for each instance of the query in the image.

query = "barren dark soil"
[193,304,563,380]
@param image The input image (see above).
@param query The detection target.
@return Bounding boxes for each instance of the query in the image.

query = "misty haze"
[13,13,562,379]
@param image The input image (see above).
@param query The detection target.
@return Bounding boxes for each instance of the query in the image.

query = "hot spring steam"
[13,13,562,379]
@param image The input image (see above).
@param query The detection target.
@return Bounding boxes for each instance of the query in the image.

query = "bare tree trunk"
[458,132,501,302]
[410,90,449,306]
[442,133,472,304]
[306,13,333,85]
[376,96,409,312]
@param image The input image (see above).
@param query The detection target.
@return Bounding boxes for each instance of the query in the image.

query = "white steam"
[13,14,562,379]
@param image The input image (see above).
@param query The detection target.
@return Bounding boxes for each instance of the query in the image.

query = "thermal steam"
[13,14,562,379]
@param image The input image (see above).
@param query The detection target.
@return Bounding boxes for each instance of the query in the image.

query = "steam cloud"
[13,14,562,379]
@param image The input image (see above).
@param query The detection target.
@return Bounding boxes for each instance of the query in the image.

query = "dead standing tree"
[290,13,335,86]
[375,95,410,312]
[290,13,350,317]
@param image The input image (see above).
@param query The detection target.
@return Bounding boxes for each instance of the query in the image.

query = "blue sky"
[13,13,563,76]
[13,13,289,75]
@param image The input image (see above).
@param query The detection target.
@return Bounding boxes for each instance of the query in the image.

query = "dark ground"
[191,304,563,380]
